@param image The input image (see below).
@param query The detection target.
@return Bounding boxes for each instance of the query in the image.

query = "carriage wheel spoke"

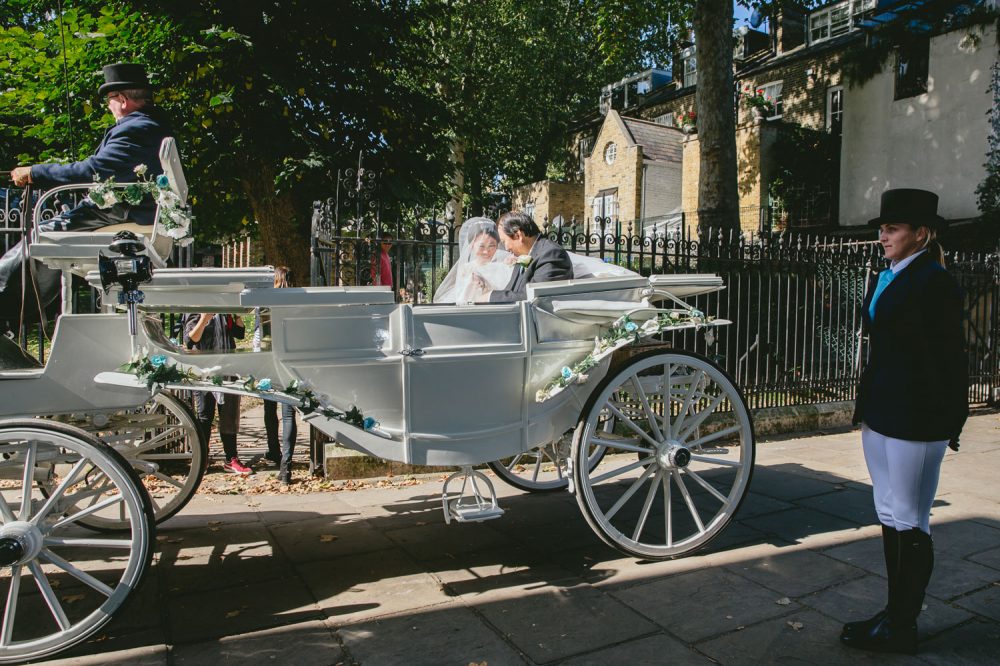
[606,403,660,449]
[0,492,15,524]
[45,536,132,549]
[632,470,662,541]
[39,549,114,597]
[531,455,543,482]
[681,467,728,504]
[505,454,524,472]
[663,474,672,547]
[677,392,726,443]
[51,494,125,530]
[672,470,705,534]
[687,425,742,449]
[629,376,663,442]
[28,560,70,631]
[671,369,703,437]
[688,454,740,468]
[31,459,89,526]
[151,471,185,490]
[591,456,654,484]
[604,465,657,521]
[661,362,672,439]
[18,441,37,520]
[1,564,21,646]
[589,436,651,455]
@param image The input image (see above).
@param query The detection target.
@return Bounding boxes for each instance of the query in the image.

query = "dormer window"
[682,46,697,87]
[808,0,876,45]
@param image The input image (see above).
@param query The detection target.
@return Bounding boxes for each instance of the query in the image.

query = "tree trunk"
[449,137,466,227]
[693,0,739,232]
[238,161,311,283]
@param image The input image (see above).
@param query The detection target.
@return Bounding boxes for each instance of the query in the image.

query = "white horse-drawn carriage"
[0,143,755,662]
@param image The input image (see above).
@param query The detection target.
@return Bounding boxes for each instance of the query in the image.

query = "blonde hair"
[919,226,946,267]
[273,266,294,288]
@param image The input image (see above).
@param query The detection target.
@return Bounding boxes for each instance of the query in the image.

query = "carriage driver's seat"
[28,137,188,276]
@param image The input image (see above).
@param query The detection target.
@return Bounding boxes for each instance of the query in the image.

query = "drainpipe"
[640,162,648,234]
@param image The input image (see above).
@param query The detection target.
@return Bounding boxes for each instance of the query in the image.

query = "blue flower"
[561,366,573,379]
[156,174,170,188]
[257,378,272,391]
[150,355,167,367]
[624,321,638,332]
[363,417,376,430]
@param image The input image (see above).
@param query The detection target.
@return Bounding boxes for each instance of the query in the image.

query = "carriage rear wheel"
[487,428,608,493]
[0,419,154,664]
[571,349,754,560]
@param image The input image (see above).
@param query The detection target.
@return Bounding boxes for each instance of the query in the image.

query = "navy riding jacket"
[853,251,969,442]
[30,107,172,226]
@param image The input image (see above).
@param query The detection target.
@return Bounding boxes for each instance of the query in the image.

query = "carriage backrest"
[159,137,187,203]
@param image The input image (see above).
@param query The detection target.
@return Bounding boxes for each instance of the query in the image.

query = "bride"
[433,217,514,304]
[432,216,639,304]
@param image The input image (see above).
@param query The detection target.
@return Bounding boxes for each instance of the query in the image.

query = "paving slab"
[172,620,343,665]
[740,506,863,547]
[339,606,527,666]
[610,568,799,643]
[559,632,714,665]
[919,618,1000,665]
[723,545,867,597]
[269,515,398,563]
[953,584,1000,623]
[42,645,169,666]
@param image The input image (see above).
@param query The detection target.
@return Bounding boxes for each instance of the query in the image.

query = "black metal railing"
[311,207,1000,410]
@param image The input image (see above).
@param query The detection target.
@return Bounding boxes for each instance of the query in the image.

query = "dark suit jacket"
[489,237,573,303]
[31,107,173,226]
[853,251,968,442]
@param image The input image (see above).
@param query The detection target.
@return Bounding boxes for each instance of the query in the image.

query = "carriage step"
[441,465,505,524]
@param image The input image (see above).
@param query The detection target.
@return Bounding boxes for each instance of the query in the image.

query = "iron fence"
[311,204,1000,410]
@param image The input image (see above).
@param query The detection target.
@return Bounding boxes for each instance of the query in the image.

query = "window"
[592,189,618,222]
[523,202,536,220]
[683,55,697,88]
[760,80,783,119]
[826,86,844,135]
[895,37,929,100]
[603,141,617,165]
[653,112,675,127]
[578,136,594,172]
[808,0,876,45]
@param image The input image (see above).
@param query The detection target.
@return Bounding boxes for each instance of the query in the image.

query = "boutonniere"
[515,255,533,267]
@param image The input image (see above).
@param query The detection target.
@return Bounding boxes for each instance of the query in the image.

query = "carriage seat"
[29,137,187,276]
[86,267,276,310]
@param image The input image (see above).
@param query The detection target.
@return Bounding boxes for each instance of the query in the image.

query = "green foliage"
[767,124,839,214]
[977,62,1000,220]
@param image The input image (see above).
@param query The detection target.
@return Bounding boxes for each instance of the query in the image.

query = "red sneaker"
[223,458,253,476]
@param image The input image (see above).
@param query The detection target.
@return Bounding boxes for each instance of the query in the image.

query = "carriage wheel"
[0,419,154,664]
[79,392,206,529]
[571,349,754,560]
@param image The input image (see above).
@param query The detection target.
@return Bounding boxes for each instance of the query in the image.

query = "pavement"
[39,411,1000,665]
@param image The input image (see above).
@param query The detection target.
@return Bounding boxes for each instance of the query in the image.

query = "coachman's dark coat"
[852,251,969,442]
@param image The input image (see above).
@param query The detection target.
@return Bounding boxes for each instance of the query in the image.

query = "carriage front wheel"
[0,420,154,663]
[571,349,754,560]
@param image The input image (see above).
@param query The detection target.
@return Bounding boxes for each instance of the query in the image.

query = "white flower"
[199,365,222,380]
[133,163,148,176]
[515,255,532,267]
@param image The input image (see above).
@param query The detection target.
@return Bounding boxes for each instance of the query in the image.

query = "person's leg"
[279,403,297,483]
[263,399,280,462]
[217,394,243,464]
[191,391,217,449]
[843,426,900,643]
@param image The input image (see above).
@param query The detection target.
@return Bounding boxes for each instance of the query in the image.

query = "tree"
[1,0,450,278]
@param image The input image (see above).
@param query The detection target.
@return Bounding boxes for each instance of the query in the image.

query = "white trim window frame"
[654,112,675,127]
[826,85,844,134]
[683,53,697,88]
[808,0,876,45]
[760,80,783,119]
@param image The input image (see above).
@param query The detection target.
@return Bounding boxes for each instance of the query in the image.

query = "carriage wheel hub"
[656,441,691,470]
[0,521,43,566]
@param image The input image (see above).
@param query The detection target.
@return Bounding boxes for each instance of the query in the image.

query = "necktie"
[868,269,895,319]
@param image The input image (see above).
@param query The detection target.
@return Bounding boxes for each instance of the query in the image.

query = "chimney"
[771,3,807,55]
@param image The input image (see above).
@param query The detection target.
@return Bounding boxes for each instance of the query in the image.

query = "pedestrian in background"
[842,189,968,655]
[371,234,393,288]
[260,266,298,485]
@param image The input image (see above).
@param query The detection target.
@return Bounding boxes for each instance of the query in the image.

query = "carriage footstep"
[441,466,505,524]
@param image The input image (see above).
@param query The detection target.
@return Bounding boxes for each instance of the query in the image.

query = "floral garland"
[534,309,715,403]
[121,353,379,433]
[88,164,193,240]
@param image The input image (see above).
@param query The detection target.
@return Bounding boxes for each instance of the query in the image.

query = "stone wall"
[511,180,584,224]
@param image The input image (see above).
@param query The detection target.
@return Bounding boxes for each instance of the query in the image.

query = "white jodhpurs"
[862,424,948,534]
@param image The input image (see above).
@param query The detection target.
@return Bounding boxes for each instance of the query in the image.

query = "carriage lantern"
[98,230,154,337]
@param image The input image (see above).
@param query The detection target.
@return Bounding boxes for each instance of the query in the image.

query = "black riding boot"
[841,524,898,641]
[842,527,933,655]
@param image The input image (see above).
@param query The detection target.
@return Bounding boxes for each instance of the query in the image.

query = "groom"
[485,210,572,303]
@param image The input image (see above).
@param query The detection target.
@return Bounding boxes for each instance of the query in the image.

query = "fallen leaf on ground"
[61,593,86,604]
[319,534,338,542]
[776,597,791,605]
[225,609,242,618]
[787,621,804,631]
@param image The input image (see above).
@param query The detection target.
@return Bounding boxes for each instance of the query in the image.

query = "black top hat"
[867,188,946,229]
[98,63,152,96]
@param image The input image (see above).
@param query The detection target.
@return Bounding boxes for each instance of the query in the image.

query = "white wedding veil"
[433,217,515,304]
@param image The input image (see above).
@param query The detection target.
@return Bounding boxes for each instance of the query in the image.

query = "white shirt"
[889,249,927,274]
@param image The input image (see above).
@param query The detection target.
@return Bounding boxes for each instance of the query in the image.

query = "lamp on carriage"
[98,230,154,338]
